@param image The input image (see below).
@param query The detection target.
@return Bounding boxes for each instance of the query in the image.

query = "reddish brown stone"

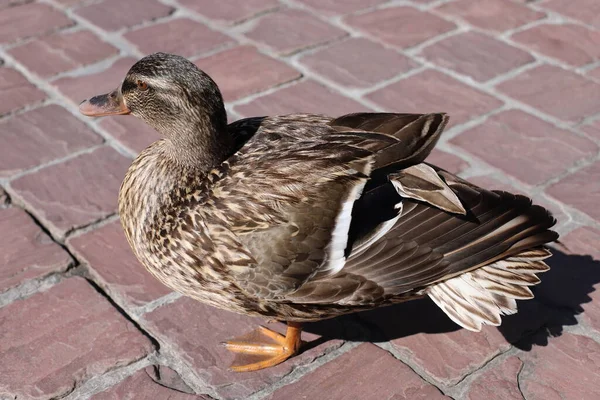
[178,0,278,24]
[234,80,369,118]
[124,18,232,58]
[562,227,600,261]
[497,65,600,124]
[0,67,46,115]
[245,10,347,55]
[267,344,449,400]
[8,30,118,78]
[68,221,172,308]
[0,277,153,400]
[542,0,600,29]
[0,105,103,178]
[296,0,387,15]
[427,149,469,175]
[0,2,73,43]
[299,38,417,88]
[142,297,343,399]
[466,356,523,400]
[519,334,600,399]
[195,46,301,102]
[75,0,173,31]
[0,208,72,292]
[581,119,600,142]
[546,161,600,222]
[100,117,161,154]
[345,7,456,49]
[367,70,503,126]
[420,31,534,82]
[437,0,545,32]
[10,146,131,237]
[588,66,600,81]
[452,110,598,185]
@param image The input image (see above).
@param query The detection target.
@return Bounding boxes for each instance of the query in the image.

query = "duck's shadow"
[302,250,600,351]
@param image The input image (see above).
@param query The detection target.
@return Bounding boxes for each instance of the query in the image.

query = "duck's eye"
[137,80,148,91]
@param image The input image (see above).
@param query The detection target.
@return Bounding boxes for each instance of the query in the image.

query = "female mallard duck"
[80,53,558,372]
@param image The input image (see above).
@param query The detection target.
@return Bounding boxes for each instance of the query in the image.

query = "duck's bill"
[79,88,130,117]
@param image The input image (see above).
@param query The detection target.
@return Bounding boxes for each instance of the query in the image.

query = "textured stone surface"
[0,67,46,115]
[68,221,172,308]
[0,208,71,292]
[10,147,131,237]
[100,116,161,154]
[546,161,600,222]
[0,277,153,400]
[0,105,102,177]
[542,0,600,29]
[466,356,523,400]
[427,149,469,175]
[297,0,387,15]
[178,0,279,23]
[75,0,174,31]
[0,2,73,43]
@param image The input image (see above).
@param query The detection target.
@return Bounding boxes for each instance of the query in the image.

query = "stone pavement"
[1,0,599,398]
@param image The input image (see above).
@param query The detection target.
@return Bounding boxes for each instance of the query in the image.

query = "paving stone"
[512,24,600,67]
[465,356,523,400]
[581,119,600,141]
[0,277,153,400]
[0,2,73,44]
[75,0,174,31]
[345,6,456,49]
[100,116,161,154]
[497,65,600,124]
[143,297,344,399]
[0,187,8,207]
[0,105,103,178]
[267,344,449,400]
[299,37,418,89]
[562,227,600,261]
[420,31,534,82]
[436,0,545,32]
[68,221,172,308]
[546,160,600,222]
[296,0,387,15]
[588,66,600,82]
[519,333,600,399]
[54,57,137,104]
[0,207,72,293]
[244,9,347,55]
[178,0,279,24]
[0,66,46,115]
[10,146,131,238]
[124,18,232,58]
[234,80,369,118]
[367,70,503,127]
[451,110,598,185]
[542,0,600,29]
[8,30,118,78]
[195,46,301,102]
[91,366,202,400]
[427,149,469,175]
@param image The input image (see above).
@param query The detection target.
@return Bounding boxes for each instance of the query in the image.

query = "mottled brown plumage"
[80,53,558,371]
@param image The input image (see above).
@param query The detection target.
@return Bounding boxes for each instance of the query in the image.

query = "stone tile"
[8,30,118,78]
[54,57,137,105]
[546,161,600,222]
[497,65,600,124]
[420,31,534,82]
[10,146,131,238]
[267,344,449,400]
[299,37,418,89]
[588,66,600,82]
[542,0,600,29]
[195,46,301,102]
[451,110,598,185]
[512,24,600,67]
[0,277,153,400]
[75,0,174,31]
[427,149,469,175]
[91,366,202,400]
[0,2,73,44]
[100,117,161,154]
[244,9,347,55]
[367,70,503,127]
[124,18,232,58]
[0,105,103,178]
[178,0,279,24]
[0,187,8,207]
[519,333,600,399]
[345,6,456,49]
[436,0,545,32]
[0,208,72,293]
[0,66,46,115]
[561,226,600,260]
[581,119,600,141]
[142,297,344,399]
[465,356,523,400]
[68,221,172,308]
[296,0,387,16]
[235,80,369,118]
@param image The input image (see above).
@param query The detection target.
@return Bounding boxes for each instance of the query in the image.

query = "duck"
[79,52,558,372]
